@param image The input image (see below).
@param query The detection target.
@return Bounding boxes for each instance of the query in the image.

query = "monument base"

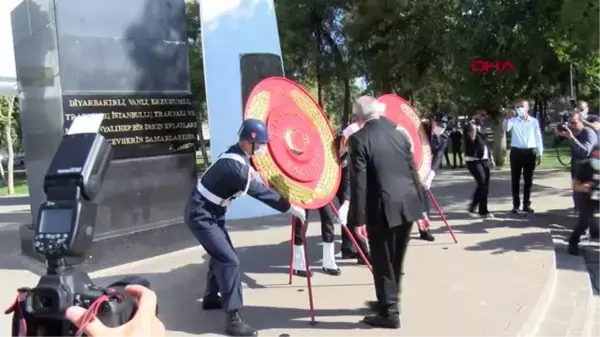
[19,220,199,272]
[19,211,293,272]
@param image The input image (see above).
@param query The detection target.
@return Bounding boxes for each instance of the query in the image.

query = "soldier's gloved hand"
[424,170,435,190]
[337,201,349,225]
[287,205,306,222]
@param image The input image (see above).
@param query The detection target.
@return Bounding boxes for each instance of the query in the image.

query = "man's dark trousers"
[510,148,537,209]
[185,193,243,312]
[367,222,414,316]
[569,193,600,246]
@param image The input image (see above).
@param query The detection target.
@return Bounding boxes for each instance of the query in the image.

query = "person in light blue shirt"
[502,100,544,214]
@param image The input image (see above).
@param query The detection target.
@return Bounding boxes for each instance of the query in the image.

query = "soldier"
[291,122,369,276]
[184,118,306,337]
[418,114,450,241]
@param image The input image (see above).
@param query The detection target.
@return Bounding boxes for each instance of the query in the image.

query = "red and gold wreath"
[378,94,432,184]
[244,77,341,209]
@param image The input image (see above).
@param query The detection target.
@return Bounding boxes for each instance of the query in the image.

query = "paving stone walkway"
[0,170,596,336]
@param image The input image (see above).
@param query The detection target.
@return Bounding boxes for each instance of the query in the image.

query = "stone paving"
[0,170,596,336]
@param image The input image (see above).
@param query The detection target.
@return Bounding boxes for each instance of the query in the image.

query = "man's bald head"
[353,95,385,124]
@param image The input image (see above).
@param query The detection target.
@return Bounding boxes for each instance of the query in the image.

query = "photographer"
[578,101,600,137]
[464,108,494,218]
[555,112,598,211]
[65,285,166,337]
[567,146,600,255]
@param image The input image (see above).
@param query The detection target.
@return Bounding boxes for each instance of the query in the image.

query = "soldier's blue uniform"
[183,119,304,337]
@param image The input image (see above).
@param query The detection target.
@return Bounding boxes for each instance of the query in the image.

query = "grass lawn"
[537,144,571,171]
[0,177,29,197]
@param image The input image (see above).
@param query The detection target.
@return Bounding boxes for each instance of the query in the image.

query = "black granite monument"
[11,0,199,271]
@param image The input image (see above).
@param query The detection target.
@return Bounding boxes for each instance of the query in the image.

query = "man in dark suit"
[348,96,428,329]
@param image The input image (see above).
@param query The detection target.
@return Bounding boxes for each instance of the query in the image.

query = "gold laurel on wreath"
[245,90,340,205]
[400,103,432,183]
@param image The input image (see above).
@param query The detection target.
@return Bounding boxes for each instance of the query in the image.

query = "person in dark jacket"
[291,124,369,275]
[449,125,464,168]
[348,96,427,329]
[185,119,306,336]
[416,114,450,241]
[338,123,371,264]
[464,109,494,218]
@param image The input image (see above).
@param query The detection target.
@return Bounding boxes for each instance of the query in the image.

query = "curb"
[517,238,558,337]
[527,236,597,336]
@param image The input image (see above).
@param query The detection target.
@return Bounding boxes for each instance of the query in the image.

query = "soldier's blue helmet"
[238,119,269,143]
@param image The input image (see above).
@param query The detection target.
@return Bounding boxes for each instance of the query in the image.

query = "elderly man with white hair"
[345,96,428,329]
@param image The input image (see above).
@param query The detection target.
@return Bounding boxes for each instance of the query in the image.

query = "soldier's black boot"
[202,293,223,310]
[225,310,258,336]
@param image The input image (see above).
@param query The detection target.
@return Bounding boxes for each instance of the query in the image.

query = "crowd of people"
[62,98,599,337]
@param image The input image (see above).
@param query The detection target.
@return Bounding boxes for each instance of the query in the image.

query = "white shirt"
[502,115,544,156]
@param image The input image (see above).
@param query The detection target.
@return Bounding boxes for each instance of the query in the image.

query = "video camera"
[557,113,572,133]
[5,122,148,336]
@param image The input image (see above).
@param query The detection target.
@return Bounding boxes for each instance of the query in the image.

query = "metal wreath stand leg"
[287,205,373,326]
[427,190,458,243]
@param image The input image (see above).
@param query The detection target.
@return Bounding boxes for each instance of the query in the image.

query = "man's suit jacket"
[348,117,427,228]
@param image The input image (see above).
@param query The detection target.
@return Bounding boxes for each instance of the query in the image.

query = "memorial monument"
[200,0,285,219]
[12,0,197,270]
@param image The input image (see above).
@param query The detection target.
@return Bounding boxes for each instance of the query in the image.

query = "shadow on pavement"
[93,236,376,335]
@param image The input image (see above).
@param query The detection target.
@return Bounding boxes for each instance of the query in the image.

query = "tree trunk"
[492,115,507,167]
[0,156,5,184]
[341,77,351,128]
[4,122,14,195]
[197,120,210,168]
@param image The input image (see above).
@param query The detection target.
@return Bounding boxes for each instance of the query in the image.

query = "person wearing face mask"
[568,146,600,255]
[416,114,450,241]
[290,125,364,277]
[502,100,544,214]
[464,108,494,218]
[578,100,600,137]
[555,112,598,212]
[184,118,306,337]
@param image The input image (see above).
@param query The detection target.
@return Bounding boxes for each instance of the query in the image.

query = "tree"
[0,95,18,194]
[185,0,210,166]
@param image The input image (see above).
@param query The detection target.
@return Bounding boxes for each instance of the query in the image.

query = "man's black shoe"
[511,208,519,214]
[362,314,400,329]
[567,244,580,256]
[225,311,258,336]
[341,249,358,259]
[523,207,535,213]
[419,230,435,241]
[202,294,223,310]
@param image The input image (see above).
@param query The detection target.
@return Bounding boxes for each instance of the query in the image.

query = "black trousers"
[467,160,490,214]
[452,149,463,167]
[368,222,413,316]
[569,201,599,245]
[293,206,335,244]
[510,148,537,209]
[443,149,451,167]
